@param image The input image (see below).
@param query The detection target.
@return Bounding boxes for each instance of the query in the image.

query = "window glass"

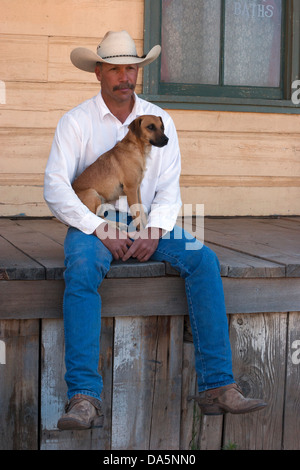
[224,0,283,87]
[160,0,283,89]
[161,0,221,85]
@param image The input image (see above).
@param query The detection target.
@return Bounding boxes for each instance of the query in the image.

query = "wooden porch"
[0,216,299,450]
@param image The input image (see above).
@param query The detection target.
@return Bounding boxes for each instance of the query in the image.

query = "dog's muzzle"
[151,135,169,148]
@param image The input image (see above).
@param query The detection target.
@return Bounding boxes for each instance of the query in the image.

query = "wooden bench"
[0,216,299,450]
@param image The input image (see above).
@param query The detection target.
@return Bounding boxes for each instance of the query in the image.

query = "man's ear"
[129,117,143,136]
[95,64,102,82]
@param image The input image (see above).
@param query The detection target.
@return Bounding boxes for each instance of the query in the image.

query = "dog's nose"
[158,135,169,148]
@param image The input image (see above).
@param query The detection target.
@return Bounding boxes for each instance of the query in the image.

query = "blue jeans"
[63,224,234,400]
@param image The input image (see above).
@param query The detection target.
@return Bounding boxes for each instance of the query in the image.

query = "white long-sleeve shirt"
[44,92,182,235]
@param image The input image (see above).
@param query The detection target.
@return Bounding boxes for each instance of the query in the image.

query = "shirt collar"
[96,91,112,120]
[96,91,143,124]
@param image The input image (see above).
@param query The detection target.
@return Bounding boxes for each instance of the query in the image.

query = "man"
[44,31,266,430]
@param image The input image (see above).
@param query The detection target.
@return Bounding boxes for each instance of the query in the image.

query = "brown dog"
[72,115,169,231]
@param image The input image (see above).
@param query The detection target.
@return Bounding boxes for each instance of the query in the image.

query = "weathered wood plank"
[0,190,50,217]
[0,217,294,280]
[204,218,300,275]
[2,275,300,320]
[181,174,300,188]
[1,0,144,37]
[222,277,300,314]
[0,235,44,280]
[111,316,159,450]
[180,217,286,278]
[172,109,300,135]
[149,315,184,450]
[0,128,54,173]
[198,415,224,450]
[285,217,300,224]
[0,219,65,279]
[112,315,184,450]
[166,185,300,218]
[251,216,300,230]
[0,219,166,279]
[179,341,198,450]
[0,280,65,319]
[40,319,67,433]
[182,317,225,451]
[107,259,165,278]
[0,34,48,82]
[0,319,39,450]
[99,278,188,317]
[0,276,186,318]
[40,317,113,450]
[2,180,298,219]
[209,242,285,278]
[283,311,300,450]
[223,313,287,450]
[98,317,114,450]
[179,131,300,177]
[15,218,67,245]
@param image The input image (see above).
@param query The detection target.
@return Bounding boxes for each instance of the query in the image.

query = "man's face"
[95,63,139,105]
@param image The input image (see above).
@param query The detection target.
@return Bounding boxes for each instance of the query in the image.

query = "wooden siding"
[0,0,300,217]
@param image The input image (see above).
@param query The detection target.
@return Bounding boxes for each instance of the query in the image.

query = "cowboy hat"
[70,30,161,72]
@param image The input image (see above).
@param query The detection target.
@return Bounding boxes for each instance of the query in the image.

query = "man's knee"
[199,244,221,272]
[181,243,221,278]
[64,228,112,286]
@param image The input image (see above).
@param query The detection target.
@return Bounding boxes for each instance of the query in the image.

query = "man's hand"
[94,222,133,260]
[122,227,162,262]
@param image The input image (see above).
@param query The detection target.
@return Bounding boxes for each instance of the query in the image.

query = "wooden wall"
[1,0,300,217]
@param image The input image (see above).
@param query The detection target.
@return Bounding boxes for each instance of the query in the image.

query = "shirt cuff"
[146,203,181,233]
[65,211,106,235]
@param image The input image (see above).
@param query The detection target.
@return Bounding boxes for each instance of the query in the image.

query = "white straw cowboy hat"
[70,30,161,72]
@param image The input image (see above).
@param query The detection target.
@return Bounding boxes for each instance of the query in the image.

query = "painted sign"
[233,1,275,18]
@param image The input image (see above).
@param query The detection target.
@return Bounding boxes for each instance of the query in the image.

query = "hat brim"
[70,45,161,72]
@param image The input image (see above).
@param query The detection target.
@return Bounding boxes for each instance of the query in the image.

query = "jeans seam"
[185,278,206,385]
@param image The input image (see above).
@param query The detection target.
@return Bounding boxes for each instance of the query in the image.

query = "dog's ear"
[158,116,164,130]
[129,117,143,137]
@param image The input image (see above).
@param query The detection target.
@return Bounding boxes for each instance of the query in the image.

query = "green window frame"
[141,0,300,113]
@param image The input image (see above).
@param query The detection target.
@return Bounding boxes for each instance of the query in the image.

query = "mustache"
[113,83,135,91]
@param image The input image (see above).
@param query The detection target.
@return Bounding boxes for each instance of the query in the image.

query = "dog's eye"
[147,124,156,131]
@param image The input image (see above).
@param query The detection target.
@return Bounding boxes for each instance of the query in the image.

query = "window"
[142,0,300,113]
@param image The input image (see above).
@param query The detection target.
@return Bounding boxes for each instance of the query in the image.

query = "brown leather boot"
[57,394,104,430]
[189,383,267,415]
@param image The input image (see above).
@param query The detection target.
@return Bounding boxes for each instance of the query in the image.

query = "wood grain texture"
[0,320,39,450]
[1,1,300,217]
[40,317,113,450]
[111,315,183,450]
[1,218,299,449]
[223,313,287,450]
[283,312,300,450]
[0,0,144,37]
[111,316,159,450]
[204,217,300,276]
